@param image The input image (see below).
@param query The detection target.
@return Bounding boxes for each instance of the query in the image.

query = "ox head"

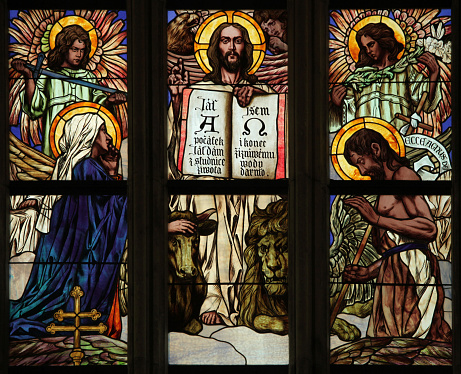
[169,208,217,281]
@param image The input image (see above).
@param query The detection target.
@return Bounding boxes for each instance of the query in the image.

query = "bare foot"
[201,311,224,325]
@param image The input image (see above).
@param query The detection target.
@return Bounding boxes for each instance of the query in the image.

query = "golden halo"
[49,16,98,58]
[194,10,266,75]
[331,117,405,181]
[348,15,405,63]
[50,102,122,158]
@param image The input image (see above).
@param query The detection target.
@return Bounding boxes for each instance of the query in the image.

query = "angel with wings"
[329,9,451,138]
[8,10,129,340]
[9,10,127,162]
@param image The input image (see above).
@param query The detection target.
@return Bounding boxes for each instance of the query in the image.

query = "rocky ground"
[169,325,289,365]
[9,335,127,366]
[330,337,452,365]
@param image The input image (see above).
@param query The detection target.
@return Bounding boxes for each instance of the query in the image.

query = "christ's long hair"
[356,23,404,68]
[47,25,91,70]
[204,23,257,84]
[344,128,410,171]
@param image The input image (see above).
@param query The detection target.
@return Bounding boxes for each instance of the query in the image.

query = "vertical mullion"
[451,0,460,373]
[290,0,329,372]
[128,0,168,373]
[1,0,9,371]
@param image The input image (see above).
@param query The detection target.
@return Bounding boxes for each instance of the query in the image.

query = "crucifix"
[46,285,107,366]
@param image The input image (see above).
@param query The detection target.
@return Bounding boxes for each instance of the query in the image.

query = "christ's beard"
[220,51,241,73]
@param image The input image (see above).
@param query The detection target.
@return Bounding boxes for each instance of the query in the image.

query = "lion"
[238,199,288,335]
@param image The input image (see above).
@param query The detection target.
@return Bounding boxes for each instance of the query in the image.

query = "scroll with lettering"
[178,89,286,179]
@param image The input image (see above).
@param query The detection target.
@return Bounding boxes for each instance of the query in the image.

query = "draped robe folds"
[170,194,278,326]
[20,68,108,157]
[329,48,442,133]
[168,80,280,325]
[368,234,452,342]
[10,158,127,340]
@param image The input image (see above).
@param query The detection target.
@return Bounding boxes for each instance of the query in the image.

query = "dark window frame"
[1,0,459,373]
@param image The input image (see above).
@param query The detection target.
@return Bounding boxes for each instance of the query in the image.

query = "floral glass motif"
[167,9,288,181]
[168,194,288,365]
[329,9,451,182]
[9,9,128,366]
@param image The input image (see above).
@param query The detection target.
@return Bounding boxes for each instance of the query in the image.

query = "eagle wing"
[330,194,380,305]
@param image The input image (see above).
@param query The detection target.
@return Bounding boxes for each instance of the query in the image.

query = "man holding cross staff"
[334,128,451,342]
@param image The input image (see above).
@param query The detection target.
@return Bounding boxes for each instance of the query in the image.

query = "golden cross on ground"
[46,285,107,366]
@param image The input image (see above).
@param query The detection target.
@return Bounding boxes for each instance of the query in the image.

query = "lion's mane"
[238,199,288,330]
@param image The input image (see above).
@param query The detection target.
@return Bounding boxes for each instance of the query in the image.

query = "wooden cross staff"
[330,197,379,329]
[330,223,374,328]
[330,92,431,329]
[46,285,107,366]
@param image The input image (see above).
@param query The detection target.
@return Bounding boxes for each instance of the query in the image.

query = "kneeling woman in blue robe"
[10,113,127,339]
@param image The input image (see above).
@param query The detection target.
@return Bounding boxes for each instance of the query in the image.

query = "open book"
[178,88,286,179]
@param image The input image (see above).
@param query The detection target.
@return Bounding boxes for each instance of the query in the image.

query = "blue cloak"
[10,158,127,339]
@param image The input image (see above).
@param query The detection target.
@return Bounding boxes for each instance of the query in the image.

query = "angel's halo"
[49,16,98,59]
[348,15,406,63]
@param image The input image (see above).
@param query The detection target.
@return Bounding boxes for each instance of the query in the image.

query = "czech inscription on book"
[178,89,286,179]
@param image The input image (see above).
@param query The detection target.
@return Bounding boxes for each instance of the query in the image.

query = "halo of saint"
[348,15,406,62]
[331,117,406,180]
[50,102,122,158]
[194,10,266,74]
[49,16,98,58]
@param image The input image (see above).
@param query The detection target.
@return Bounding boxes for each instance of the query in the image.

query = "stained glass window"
[329,8,453,367]
[168,195,288,365]
[329,9,452,182]
[8,8,128,367]
[167,9,288,181]
[166,8,289,366]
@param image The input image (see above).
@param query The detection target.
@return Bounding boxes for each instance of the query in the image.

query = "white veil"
[35,112,104,233]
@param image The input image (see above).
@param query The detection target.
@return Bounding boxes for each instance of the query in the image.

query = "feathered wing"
[329,8,451,136]
[394,9,451,136]
[255,52,288,93]
[9,10,128,143]
[166,9,288,91]
[329,194,380,305]
[9,131,55,181]
[330,188,452,307]
[167,50,288,93]
[167,51,206,85]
